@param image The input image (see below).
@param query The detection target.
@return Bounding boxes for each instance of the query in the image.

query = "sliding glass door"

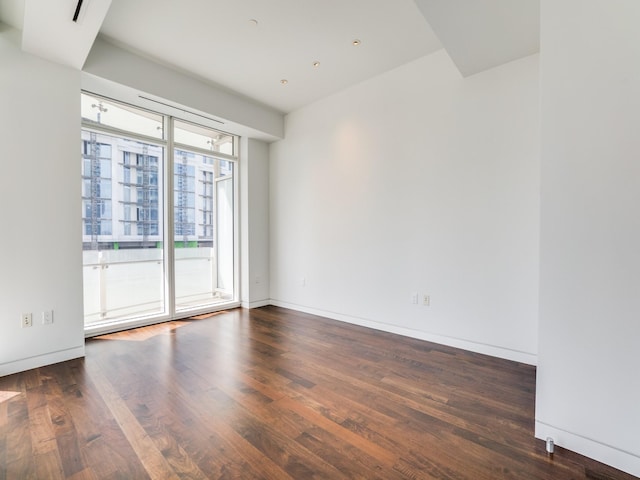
[172,120,235,311]
[81,93,238,330]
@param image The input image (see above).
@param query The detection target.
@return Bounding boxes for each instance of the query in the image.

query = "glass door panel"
[216,174,234,295]
[174,148,234,311]
[81,130,165,325]
[81,93,238,331]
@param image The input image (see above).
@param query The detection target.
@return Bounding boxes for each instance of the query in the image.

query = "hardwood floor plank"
[94,349,290,480]
[88,366,180,480]
[4,393,33,479]
[38,366,93,479]
[139,418,210,480]
[276,393,398,469]
[56,363,151,479]
[0,395,9,480]
[33,450,65,480]
[279,344,557,479]
[230,412,348,480]
[26,385,58,456]
[65,467,99,480]
[0,305,637,479]
[133,391,270,479]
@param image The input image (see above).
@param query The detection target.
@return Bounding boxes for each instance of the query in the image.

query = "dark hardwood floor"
[0,306,636,479]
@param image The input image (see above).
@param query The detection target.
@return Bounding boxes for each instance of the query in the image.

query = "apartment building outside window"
[81,92,238,331]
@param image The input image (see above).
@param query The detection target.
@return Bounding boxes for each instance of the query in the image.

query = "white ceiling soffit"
[21,0,111,70]
[98,0,442,113]
[414,0,539,77]
[0,0,24,29]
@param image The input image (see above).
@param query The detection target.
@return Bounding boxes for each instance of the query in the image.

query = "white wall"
[240,137,270,308]
[536,1,640,476]
[0,26,85,375]
[0,22,278,376]
[270,50,540,364]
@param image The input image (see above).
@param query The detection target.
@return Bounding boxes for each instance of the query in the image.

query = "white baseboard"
[269,300,537,365]
[536,421,640,478]
[0,345,85,377]
[241,299,271,309]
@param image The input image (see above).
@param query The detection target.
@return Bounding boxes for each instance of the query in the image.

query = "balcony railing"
[83,248,231,325]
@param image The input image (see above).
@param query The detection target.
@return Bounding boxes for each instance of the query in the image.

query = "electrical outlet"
[21,313,32,328]
[42,310,53,325]
[411,293,419,304]
[423,294,430,306]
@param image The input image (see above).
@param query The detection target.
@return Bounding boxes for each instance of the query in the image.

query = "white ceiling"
[0,0,539,114]
[21,0,111,70]
[0,0,22,28]
[99,0,443,114]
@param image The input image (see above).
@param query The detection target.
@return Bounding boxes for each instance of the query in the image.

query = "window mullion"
[166,116,176,317]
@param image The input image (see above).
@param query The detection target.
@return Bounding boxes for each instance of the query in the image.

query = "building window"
[81,136,113,242]
[81,92,238,328]
[121,150,160,240]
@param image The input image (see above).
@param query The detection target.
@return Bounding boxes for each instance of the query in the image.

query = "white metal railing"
[83,249,230,325]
